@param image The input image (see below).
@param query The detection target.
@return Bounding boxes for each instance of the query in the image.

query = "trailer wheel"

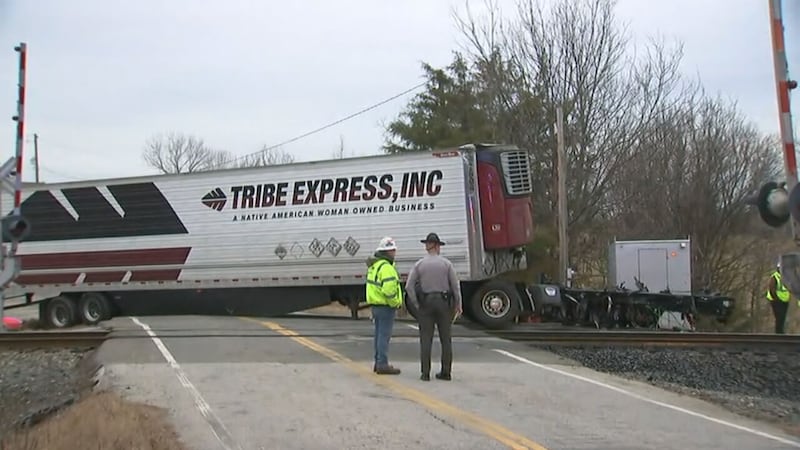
[43,296,78,329]
[469,280,521,329]
[78,293,111,325]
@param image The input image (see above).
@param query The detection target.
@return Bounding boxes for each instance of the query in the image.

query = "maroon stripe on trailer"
[83,271,128,283]
[16,273,80,285]
[129,269,182,282]
[20,247,192,270]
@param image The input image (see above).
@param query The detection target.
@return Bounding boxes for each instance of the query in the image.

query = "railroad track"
[485,329,800,350]
[0,329,110,351]
[98,325,800,351]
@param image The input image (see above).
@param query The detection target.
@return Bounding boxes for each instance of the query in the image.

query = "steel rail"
[0,329,110,350]
[2,323,793,352]
[485,329,800,349]
[95,327,800,351]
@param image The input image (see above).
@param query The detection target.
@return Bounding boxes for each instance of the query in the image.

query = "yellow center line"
[246,318,548,450]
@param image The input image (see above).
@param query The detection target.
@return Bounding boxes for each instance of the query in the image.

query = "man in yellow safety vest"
[366,236,404,375]
[767,261,792,334]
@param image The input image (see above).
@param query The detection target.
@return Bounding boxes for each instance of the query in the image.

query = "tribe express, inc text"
[228,170,444,209]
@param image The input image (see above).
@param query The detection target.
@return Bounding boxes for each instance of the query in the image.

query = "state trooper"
[405,232,463,381]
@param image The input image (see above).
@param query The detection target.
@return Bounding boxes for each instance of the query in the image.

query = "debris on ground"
[1,390,187,450]
[0,348,93,436]
[537,345,800,435]
[0,348,187,450]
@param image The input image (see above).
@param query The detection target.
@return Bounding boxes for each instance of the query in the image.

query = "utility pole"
[33,133,39,183]
[556,105,569,285]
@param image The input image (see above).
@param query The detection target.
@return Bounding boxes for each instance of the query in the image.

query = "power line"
[38,166,84,181]
[228,81,427,165]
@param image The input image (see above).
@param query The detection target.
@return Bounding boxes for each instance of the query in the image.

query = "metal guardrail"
[0,329,110,350]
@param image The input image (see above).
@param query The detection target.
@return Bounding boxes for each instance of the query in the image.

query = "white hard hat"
[376,236,398,252]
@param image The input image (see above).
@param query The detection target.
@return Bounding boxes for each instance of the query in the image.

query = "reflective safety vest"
[366,258,403,308]
[767,271,791,303]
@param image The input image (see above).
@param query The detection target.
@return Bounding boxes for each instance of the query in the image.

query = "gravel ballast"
[0,347,98,437]
[536,345,800,434]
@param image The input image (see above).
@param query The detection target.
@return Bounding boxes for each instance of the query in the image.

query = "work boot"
[435,371,451,381]
[420,373,430,381]
[375,365,401,375]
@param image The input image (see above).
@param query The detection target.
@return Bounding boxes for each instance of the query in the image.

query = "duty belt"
[423,291,452,301]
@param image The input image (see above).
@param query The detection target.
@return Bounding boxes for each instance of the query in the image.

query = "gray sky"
[0,0,798,184]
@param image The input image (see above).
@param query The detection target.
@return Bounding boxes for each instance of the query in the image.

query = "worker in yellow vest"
[366,237,404,375]
[766,261,791,334]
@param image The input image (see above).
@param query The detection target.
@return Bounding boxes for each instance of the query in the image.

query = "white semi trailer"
[2,143,544,329]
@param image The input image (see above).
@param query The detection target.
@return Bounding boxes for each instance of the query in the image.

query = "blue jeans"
[372,305,396,367]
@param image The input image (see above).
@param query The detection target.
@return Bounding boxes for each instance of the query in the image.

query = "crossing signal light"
[2,214,30,242]
[747,181,790,227]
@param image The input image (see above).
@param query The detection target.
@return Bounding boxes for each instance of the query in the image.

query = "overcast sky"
[0,0,798,184]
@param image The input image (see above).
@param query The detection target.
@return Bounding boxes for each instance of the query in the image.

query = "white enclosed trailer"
[608,238,692,294]
[2,143,540,329]
[608,238,695,329]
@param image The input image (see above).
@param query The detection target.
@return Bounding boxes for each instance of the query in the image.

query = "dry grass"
[0,390,187,450]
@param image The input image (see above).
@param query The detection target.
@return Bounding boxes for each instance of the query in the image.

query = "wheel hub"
[53,305,69,327]
[85,302,100,320]
[482,290,510,318]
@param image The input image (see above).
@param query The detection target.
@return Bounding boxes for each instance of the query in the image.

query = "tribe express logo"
[200,170,444,214]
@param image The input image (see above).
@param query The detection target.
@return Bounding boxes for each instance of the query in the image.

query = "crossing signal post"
[751,1,800,297]
[0,43,29,331]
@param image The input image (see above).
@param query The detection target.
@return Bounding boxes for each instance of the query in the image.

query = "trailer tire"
[43,296,78,329]
[78,293,111,325]
[469,280,521,329]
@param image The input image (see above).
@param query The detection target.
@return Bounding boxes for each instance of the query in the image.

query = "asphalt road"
[93,314,800,450]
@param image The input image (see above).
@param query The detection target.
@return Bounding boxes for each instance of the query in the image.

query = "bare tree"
[142,132,228,174]
[229,145,295,168]
[331,135,348,159]
[143,133,298,174]
[455,0,685,224]
[599,86,787,333]
[450,0,687,279]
